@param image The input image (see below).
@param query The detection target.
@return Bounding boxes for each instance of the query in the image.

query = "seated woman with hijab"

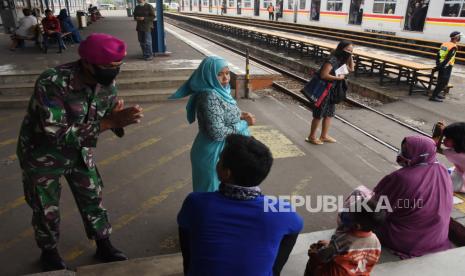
[57,9,81,43]
[372,135,453,259]
[170,56,255,192]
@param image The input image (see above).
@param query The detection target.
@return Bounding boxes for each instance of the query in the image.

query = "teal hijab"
[169,56,236,123]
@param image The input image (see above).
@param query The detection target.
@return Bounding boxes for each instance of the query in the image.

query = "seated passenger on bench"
[42,9,65,53]
[305,200,385,276]
[9,8,38,51]
[433,121,465,193]
[372,135,453,259]
[178,134,303,276]
[58,9,81,43]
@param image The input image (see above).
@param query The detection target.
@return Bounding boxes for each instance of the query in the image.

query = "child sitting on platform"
[433,121,465,193]
[304,199,385,276]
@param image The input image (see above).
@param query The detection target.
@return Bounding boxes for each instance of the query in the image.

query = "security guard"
[430,31,462,102]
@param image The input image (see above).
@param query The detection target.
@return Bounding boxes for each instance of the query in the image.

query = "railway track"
[179,12,465,63]
[167,17,433,153]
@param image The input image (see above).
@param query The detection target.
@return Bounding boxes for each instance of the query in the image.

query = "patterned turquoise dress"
[192,92,249,192]
[169,56,250,192]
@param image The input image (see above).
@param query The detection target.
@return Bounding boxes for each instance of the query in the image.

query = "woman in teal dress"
[170,56,255,192]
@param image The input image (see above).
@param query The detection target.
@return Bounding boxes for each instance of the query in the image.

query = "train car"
[181,0,465,42]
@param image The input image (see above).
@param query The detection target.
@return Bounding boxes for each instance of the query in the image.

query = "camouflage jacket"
[17,61,120,170]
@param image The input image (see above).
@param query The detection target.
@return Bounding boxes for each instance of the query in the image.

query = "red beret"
[79,33,127,65]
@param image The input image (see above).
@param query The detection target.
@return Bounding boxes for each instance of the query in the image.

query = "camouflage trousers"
[22,163,112,250]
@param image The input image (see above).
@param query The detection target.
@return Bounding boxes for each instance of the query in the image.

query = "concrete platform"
[35,229,464,276]
[25,270,76,276]
[1,12,464,276]
[76,254,183,276]
[0,90,404,275]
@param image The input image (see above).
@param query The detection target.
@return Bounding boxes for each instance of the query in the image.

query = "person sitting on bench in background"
[9,8,38,51]
[430,31,462,102]
[57,9,81,43]
[42,9,65,53]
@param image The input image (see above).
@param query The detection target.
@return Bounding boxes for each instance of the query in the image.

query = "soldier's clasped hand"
[101,99,144,131]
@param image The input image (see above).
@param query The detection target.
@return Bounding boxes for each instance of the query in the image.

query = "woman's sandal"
[320,136,337,143]
[305,137,324,145]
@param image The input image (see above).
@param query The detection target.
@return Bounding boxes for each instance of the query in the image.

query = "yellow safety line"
[0,113,24,123]
[0,137,163,216]
[0,139,15,148]
[64,178,190,261]
[0,196,25,216]
[0,144,191,252]
[454,193,465,214]
[7,154,16,161]
[97,137,161,167]
[0,228,33,251]
[103,107,183,143]
[292,177,312,196]
[140,103,161,113]
[104,116,166,143]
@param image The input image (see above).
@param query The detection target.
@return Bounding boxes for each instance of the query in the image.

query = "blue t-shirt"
[177,192,304,276]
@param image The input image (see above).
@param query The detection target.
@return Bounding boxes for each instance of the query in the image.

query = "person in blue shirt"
[57,9,81,43]
[178,134,304,276]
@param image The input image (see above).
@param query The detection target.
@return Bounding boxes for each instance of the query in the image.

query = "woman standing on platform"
[170,56,255,192]
[306,40,354,145]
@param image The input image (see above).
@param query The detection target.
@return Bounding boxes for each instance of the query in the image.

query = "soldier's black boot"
[40,248,67,271]
[95,238,128,263]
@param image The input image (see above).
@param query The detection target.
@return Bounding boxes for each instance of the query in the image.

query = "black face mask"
[92,64,120,86]
[341,51,351,62]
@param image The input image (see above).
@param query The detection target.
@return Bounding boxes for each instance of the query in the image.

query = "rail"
[167,12,439,95]
[167,16,435,152]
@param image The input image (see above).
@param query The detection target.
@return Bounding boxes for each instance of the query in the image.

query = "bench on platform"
[170,13,443,97]
[188,13,465,64]
[409,70,455,96]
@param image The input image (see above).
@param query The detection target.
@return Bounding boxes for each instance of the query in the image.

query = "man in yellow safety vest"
[430,31,462,102]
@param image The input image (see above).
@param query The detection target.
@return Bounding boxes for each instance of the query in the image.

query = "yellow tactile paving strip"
[250,125,305,159]
[454,193,465,214]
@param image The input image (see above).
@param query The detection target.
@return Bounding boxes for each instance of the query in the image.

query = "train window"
[442,0,465,17]
[404,0,429,32]
[327,0,343,12]
[288,0,294,10]
[263,0,271,8]
[349,0,364,25]
[299,0,306,10]
[373,0,396,14]
[15,0,26,8]
[202,0,208,6]
[229,0,235,7]
[243,0,251,8]
[310,0,321,20]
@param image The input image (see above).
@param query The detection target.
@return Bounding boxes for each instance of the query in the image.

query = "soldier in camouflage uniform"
[17,33,144,271]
